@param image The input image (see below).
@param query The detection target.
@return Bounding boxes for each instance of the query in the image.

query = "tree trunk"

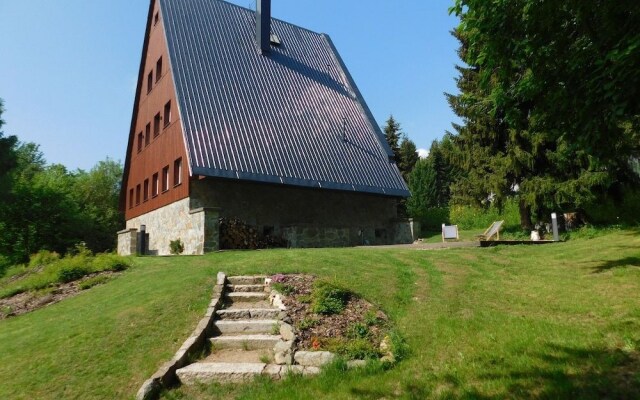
[519,199,534,231]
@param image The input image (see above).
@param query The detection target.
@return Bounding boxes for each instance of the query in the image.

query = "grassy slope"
[1,229,639,399]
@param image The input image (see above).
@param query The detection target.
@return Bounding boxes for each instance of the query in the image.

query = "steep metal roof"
[159,0,409,197]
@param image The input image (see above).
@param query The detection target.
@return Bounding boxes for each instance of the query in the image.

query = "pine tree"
[398,137,418,182]
[383,115,401,164]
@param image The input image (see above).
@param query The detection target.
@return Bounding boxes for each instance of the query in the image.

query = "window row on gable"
[137,100,172,153]
[128,157,183,210]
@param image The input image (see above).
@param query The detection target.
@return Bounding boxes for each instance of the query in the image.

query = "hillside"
[0,228,639,399]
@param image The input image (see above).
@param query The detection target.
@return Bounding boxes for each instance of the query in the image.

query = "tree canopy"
[447,0,640,228]
[0,100,123,265]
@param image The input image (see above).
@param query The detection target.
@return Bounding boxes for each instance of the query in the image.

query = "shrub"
[28,250,60,269]
[92,254,129,272]
[364,310,383,326]
[0,256,17,278]
[169,239,184,255]
[450,199,520,230]
[311,281,351,315]
[272,282,295,296]
[79,275,110,290]
[58,266,91,283]
[57,257,92,283]
[583,190,640,225]
[416,207,451,230]
[346,323,370,339]
[326,338,380,360]
[296,316,320,330]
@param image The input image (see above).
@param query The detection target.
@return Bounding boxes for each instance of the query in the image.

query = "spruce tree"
[383,115,401,164]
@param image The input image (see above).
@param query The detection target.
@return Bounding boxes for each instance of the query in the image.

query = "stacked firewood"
[219,218,288,249]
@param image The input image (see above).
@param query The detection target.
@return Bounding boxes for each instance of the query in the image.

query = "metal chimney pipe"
[257,0,271,54]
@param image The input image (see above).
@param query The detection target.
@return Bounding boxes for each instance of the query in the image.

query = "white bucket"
[530,231,540,241]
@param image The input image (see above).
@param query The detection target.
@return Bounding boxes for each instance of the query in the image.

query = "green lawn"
[1,228,639,399]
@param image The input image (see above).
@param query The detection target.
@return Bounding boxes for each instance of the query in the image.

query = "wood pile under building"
[219,218,288,250]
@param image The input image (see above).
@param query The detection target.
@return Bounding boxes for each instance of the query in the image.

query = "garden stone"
[279,322,295,341]
[294,351,335,367]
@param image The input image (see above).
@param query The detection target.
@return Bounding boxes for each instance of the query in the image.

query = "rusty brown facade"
[121,0,188,221]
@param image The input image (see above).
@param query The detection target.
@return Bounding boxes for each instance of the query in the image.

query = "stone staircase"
[175,275,319,385]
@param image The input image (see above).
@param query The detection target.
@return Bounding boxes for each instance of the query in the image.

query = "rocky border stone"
[135,272,227,400]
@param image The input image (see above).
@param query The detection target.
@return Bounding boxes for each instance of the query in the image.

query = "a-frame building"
[118,0,416,255]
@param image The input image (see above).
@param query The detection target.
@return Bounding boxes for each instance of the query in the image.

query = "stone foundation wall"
[119,179,414,254]
[393,219,421,244]
[121,198,219,256]
[190,178,411,247]
[117,228,138,256]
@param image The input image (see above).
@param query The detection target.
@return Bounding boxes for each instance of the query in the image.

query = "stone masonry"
[118,198,219,256]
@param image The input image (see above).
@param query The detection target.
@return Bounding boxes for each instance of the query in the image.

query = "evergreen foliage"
[383,115,402,164]
[407,137,458,223]
[447,1,640,229]
[398,137,419,182]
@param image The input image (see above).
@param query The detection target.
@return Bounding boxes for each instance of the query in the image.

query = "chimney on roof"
[256,0,271,54]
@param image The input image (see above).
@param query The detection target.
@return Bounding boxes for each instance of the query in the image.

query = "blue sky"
[0,0,460,170]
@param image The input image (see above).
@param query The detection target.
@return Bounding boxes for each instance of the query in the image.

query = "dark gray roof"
[159,0,409,197]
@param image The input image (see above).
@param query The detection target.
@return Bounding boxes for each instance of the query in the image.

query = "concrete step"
[210,334,281,350]
[203,349,273,364]
[226,284,266,293]
[216,308,281,320]
[176,362,321,385]
[176,362,266,384]
[225,292,268,302]
[213,319,279,335]
[227,276,266,285]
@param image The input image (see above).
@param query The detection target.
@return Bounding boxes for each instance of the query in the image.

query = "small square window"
[164,101,171,128]
[154,113,161,137]
[143,179,149,202]
[137,132,143,153]
[136,184,141,205]
[129,188,134,209]
[156,57,163,83]
[152,173,159,197]
[162,166,169,192]
[173,158,182,186]
[147,72,153,94]
[145,123,151,146]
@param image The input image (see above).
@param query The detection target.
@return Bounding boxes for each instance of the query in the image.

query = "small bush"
[272,282,295,296]
[79,275,111,290]
[364,310,381,326]
[298,294,312,304]
[450,199,520,230]
[296,316,320,330]
[28,250,60,269]
[326,338,380,360]
[92,254,129,272]
[415,207,451,230]
[311,281,351,315]
[346,323,370,339]
[169,239,184,255]
[58,259,91,283]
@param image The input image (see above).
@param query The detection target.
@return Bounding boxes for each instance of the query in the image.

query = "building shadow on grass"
[592,256,640,273]
[478,343,640,400]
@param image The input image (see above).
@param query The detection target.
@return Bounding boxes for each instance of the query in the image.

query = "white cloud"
[417,148,430,159]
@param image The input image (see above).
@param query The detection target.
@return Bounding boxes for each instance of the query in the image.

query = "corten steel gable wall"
[121,0,189,221]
